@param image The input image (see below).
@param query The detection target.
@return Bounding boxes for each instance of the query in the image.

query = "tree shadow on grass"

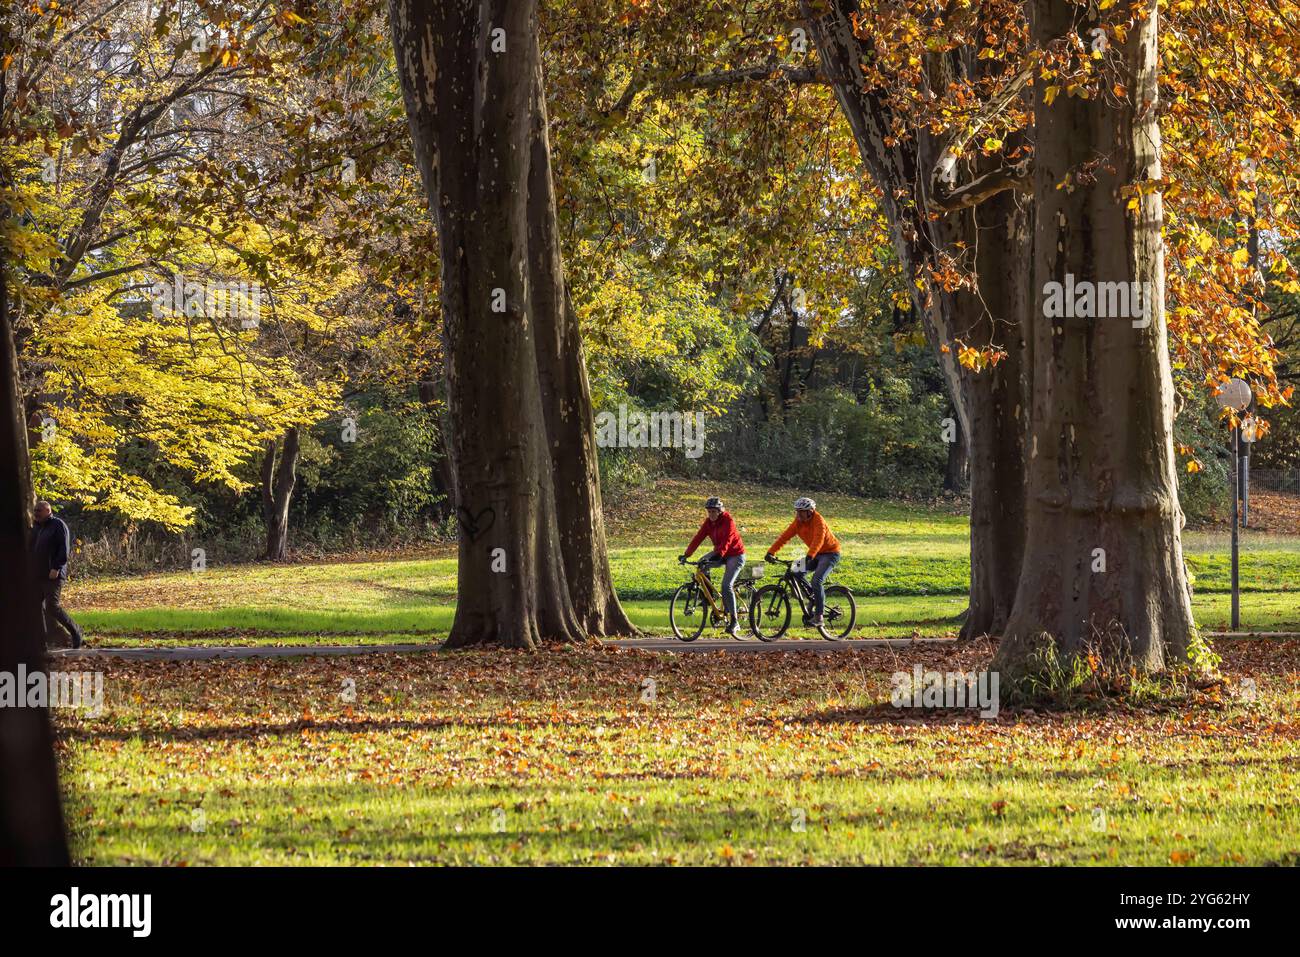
[61,715,469,743]
[367,581,454,603]
[777,701,1080,727]
[63,778,1069,865]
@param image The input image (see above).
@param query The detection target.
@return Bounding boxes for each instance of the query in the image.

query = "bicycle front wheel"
[669,582,707,642]
[750,584,791,642]
[818,585,857,640]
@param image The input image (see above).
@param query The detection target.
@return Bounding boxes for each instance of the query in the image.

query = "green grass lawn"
[59,640,1300,865]
[54,480,1300,865]
[64,480,1300,642]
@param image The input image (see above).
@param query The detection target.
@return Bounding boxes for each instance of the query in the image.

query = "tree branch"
[927,165,1031,212]
[606,60,826,121]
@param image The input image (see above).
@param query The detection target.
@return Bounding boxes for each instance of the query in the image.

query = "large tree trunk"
[525,61,636,637]
[961,187,1031,639]
[390,0,587,648]
[261,426,300,562]
[417,377,457,521]
[802,0,1031,639]
[0,132,71,862]
[995,0,1194,678]
[942,407,969,492]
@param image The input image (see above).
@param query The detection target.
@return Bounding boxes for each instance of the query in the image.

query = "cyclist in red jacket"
[680,496,747,638]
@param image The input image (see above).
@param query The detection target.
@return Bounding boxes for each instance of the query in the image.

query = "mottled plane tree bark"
[389,0,633,646]
[524,63,635,637]
[995,0,1195,677]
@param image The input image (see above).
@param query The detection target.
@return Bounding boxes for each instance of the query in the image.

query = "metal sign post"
[1241,416,1257,528]
[1241,450,1249,528]
[1231,423,1240,631]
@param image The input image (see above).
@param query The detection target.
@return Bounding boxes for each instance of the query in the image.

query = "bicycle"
[669,556,760,641]
[749,557,857,641]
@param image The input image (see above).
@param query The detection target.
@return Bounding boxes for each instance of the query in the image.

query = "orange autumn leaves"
[854,1,1300,431]
[941,340,1008,374]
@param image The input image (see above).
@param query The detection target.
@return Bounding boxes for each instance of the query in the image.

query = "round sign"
[1215,378,1252,411]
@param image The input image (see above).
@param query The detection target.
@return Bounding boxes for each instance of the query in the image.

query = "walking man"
[31,500,84,649]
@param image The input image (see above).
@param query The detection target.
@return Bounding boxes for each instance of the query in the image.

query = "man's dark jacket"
[31,516,71,581]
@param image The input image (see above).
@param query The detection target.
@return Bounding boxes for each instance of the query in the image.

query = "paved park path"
[45,631,1287,662]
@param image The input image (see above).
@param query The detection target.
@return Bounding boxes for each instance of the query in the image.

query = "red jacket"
[685,511,745,558]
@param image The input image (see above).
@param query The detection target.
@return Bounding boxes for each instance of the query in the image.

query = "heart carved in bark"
[456,506,496,543]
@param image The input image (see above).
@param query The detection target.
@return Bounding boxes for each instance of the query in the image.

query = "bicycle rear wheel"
[749,584,791,641]
[669,582,707,642]
[818,585,857,640]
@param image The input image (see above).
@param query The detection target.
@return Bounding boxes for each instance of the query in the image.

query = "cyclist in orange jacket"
[765,496,841,626]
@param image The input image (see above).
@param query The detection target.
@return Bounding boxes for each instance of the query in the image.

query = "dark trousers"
[796,552,842,618]
[40,579,83,646]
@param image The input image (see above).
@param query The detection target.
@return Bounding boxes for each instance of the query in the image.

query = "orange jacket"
[770,512,840,558]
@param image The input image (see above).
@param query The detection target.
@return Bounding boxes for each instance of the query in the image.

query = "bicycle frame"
[779,569,815,617]
[758,561,826,621]
[686,560,752,618]
[692,566,724,615]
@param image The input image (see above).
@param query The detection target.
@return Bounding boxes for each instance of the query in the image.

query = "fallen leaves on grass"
[52,639,1300,866]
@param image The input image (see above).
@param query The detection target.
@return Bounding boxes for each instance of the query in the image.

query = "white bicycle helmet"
[793,497,816,511]
[705,496,724,510]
